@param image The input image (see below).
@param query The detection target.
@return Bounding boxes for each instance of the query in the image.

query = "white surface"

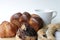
[0,0,60,23]
[56,31,60,40]
[0,0,60,40]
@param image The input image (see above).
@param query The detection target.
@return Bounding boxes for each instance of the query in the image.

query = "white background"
[0,0,60,40]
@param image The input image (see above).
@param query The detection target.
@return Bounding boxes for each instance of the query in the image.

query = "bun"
[29,14,44,31]
[0,21,18,38]
[19,12,31,23]
[23,12,31,19]
[10,12,22,28]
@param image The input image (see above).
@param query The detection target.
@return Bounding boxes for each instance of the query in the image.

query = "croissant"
[0,21,18,38]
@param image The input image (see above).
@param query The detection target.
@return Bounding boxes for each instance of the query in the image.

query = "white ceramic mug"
[35,9,57,25]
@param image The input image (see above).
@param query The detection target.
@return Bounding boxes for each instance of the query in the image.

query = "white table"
[56,31,60,40]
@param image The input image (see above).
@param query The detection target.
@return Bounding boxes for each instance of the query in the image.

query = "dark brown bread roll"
[29,14,44,31]
[19,12,31,23]
[23,12,31,19]
[10,12,22,28]
[0,21,18,38]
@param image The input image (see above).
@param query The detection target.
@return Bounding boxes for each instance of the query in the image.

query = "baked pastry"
[0,21,18,38]
[10,12,22,28]
[23,12,31,19]
[19,12,31,23]
[46,23,60,40]
[29,14,44,31]
[16,23,37,40]
[37,23,60,40]
[37,26,47,40]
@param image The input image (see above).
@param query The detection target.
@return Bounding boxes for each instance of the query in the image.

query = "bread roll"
[10,12,22,28]
[29,14,44,31]
[23,12,31,19]
[19,12,31,23]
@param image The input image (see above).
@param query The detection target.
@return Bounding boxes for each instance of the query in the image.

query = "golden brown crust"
[0,21,18,38]
[0,24,6,38]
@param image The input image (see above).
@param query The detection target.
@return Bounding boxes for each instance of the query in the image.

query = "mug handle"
[52,11,57,20]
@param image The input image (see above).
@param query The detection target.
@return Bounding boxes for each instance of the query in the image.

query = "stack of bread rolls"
[0,12,44,40]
